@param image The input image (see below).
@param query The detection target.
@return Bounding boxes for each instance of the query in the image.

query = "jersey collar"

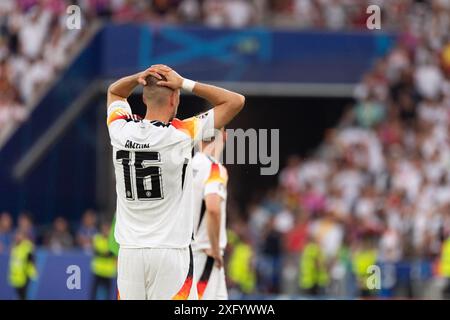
[149,120,171,127]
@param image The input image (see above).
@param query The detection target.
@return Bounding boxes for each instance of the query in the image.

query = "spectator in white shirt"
[19,7,52,60]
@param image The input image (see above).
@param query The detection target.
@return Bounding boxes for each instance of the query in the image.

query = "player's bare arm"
[153,64,245,128]
[204,193,223,269]
[107,68,162,107]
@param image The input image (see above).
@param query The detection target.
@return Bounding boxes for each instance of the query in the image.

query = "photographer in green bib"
[91,221,117,300]
[299,233,329,296]
[8,230,37,300]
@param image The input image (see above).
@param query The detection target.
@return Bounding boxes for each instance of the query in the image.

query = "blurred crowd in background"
[0,0,88,132]
[0,210,116,300]
[226,0,450,298]
[0,210,109,254]
[1,0,444,134]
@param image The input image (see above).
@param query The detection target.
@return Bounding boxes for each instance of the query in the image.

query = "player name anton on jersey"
[124,139,150,149]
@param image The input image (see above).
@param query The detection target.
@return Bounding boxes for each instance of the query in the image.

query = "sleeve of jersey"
[172,109,215,142]
[107,100,133,127]
[107,101,143,145]
[204,163,227,199]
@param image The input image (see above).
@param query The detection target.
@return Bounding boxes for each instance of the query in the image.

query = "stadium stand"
[0,0,415,139]
[0,0,99,146]
[242,0,450,299]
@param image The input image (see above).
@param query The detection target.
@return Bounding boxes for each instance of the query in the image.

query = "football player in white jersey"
[192,127,229,300]
[106,64,244,300]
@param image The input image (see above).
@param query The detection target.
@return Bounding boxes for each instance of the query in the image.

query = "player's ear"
[170,90,178,108]
[168,92,174,108]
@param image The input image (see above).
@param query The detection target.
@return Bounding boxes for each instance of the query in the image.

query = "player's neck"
[144,106,172,124]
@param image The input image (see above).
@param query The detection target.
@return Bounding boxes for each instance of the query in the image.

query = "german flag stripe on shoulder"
[107,109,130,126]
[107,109,141,126]
[171,117,198,139]
[206,163,226,184]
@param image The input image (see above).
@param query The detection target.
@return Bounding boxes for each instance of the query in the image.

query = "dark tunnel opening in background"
[128,94,353,216]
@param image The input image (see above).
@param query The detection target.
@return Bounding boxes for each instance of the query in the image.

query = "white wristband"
[182,78,196,92]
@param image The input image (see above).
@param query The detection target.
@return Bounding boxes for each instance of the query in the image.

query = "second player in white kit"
[106,64,245,300]
[192,129,229,299]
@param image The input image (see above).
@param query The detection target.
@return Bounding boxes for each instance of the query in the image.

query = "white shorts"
[193,250,228,300]
[117,246,197,300]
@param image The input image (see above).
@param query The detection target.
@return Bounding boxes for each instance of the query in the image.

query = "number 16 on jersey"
[116,150,164,201]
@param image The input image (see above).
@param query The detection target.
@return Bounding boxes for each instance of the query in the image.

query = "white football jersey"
[191,152,228,251]
[107,100,215,249]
